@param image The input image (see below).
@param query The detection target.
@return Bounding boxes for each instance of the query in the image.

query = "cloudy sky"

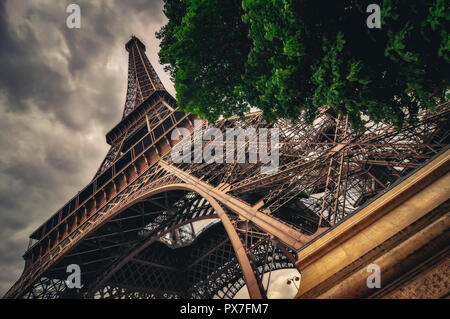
[0,0,298,298]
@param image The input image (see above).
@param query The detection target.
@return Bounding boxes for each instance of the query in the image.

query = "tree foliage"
[157,0,449,129]
[156,0,251,120]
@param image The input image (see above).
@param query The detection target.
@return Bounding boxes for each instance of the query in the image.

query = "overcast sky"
[0,0,298,298]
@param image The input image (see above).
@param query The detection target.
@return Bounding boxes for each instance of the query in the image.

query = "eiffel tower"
[4,36,449,299]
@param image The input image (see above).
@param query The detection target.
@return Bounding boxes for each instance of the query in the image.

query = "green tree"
[157,0,449,129]
[156,0,251,121]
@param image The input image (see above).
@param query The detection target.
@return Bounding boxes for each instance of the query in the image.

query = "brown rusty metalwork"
[4,36,449,299]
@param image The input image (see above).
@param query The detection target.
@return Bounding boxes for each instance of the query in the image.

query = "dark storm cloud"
[0,0,69,114]
[0,0,172,296]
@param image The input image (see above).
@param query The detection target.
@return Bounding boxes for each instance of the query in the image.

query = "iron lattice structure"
[4,36,449,299]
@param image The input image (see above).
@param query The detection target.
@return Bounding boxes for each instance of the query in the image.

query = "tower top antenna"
[125,35,146,52]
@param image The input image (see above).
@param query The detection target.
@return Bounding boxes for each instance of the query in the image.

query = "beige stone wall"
[295,149,450,299]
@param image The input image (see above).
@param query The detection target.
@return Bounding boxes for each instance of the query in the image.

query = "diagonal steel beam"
[159,160,324,250]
